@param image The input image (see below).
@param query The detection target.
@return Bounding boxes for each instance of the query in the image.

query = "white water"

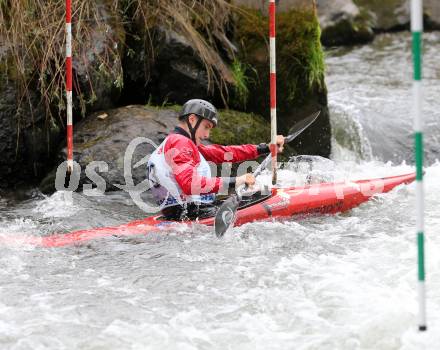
[1,33,440,349]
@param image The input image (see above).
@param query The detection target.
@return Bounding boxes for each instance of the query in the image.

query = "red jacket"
[163,127,262,196]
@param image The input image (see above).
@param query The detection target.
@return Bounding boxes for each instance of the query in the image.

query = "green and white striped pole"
[411,0,426,332]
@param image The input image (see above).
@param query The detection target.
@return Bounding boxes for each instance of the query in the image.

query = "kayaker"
[147,99,284,220]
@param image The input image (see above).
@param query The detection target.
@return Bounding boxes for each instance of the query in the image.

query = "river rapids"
[0,32,439,349]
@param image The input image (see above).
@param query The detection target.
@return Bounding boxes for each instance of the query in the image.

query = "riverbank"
[0,0,329,191]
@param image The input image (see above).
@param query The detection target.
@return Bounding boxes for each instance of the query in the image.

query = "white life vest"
[147,138,215,208]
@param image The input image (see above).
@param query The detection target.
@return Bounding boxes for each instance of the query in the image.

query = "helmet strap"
[186,115,203,144]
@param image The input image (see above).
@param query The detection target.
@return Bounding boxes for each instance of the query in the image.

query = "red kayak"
[1,173,415,248]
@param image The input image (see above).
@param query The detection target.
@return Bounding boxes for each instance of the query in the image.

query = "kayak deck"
[1,173,415,247]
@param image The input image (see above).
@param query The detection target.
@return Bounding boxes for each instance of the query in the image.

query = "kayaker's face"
[188,114,214,145]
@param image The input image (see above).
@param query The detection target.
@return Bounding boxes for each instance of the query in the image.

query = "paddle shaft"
[253,111,320,179]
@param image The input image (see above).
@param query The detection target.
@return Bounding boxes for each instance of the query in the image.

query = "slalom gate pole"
[269,0,277,185]
[411,0,427,332]
[66,0,73,172]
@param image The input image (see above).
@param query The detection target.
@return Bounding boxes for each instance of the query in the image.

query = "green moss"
[210,109,270,145]
[234,7,326,114]
[144,101,181,112]
[278,10,325,96]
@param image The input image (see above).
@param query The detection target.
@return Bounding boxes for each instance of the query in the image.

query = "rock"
[352,0,440,31]
[73,2,125,114]
[232,4,331,157]
[425,0,440,29]
[39,105,178,194]
[317,0,374,46]
[152,27,231,105]
[318,0,360,27]
[122,24,234,107]
[319,0,440,44]
[0,39,60,189]
[211,110,270,146]
[354,0,409,31]
[39,104,278,194]
[0,1,124,189]
[236,0,374,46]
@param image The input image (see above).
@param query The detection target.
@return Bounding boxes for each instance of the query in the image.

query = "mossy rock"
[234,8,324,107]
[232,6,331,157]
[211,109,295,161]
[211,109,270,145]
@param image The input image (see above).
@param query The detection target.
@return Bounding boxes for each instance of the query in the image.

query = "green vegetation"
[230,58,256,108]
[278,9,325,98]
[210,108,295,160]
[210,109,270,146]
[233,7,326,111]
[0,0,122,124]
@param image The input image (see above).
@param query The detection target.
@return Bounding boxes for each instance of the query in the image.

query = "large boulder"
[317,0,374,46]
[231,0,331,157]
[40,105,177,194]
[122,17,235,107]
[39,105,275,194]
[150,27,234,105]
[353,0,409,31]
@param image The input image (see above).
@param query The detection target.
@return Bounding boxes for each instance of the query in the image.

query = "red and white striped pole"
[66,0,73,172]
[269,0,277,185]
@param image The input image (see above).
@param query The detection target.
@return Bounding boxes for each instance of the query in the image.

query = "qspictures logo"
[54,137,385,213]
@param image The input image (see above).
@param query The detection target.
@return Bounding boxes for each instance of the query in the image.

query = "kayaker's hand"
[276,135,285,153]
[236,173,256,188]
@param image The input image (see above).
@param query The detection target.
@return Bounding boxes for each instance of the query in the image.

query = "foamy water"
[0,32,439,349]
[0,161,438,349]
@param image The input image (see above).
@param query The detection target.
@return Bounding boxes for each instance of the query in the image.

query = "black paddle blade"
[214,196,239,238]
[285,111,320,143]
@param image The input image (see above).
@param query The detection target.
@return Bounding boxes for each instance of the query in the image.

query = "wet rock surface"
[0,41,60,189]
[317,0,374,46]
[318,0,440,46]
[39,105,177,194]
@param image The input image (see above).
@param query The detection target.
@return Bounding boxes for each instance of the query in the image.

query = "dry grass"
[126,0,236,101]
[0,0,112,126]
[0,0,235,128]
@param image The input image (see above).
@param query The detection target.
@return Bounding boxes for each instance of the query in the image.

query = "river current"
[0,32,439,349]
